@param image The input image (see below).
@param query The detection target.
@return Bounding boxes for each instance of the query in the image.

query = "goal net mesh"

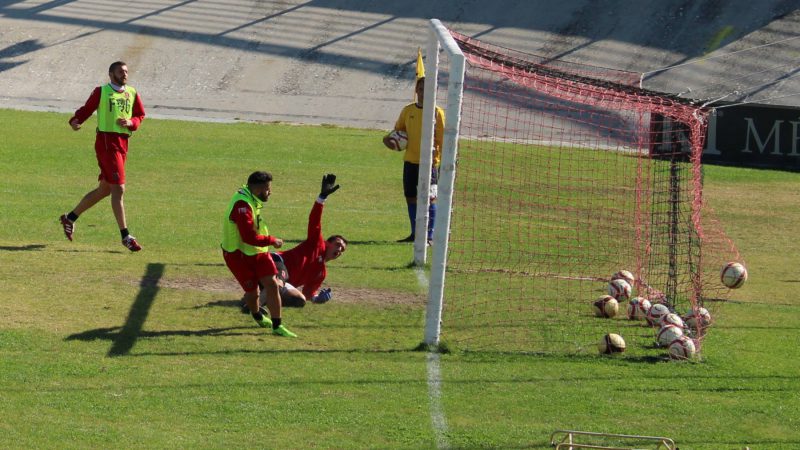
[436,30,741,354]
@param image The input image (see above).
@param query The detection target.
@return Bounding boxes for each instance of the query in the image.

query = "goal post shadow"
[107,262,164,357]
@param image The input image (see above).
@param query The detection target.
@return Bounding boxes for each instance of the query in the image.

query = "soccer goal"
[421,19,742,354]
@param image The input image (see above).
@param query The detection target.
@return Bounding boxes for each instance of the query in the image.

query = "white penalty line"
[416,266,450,449]
[426,352,450,449]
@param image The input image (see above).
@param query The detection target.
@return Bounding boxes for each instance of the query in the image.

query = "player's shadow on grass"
[128,347,420,357]
[65,325,255,344]
[55,248,125,254]
[0,244,45,251]
[195,299,242,309]
[196,299,309,311]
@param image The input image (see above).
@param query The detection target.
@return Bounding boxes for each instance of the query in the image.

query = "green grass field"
[1,108,799,449]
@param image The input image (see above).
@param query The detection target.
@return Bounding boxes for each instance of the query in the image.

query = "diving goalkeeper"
[277,173,348,306]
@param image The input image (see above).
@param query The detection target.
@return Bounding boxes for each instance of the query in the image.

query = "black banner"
[650,113,692,161]
[704,103,800,171]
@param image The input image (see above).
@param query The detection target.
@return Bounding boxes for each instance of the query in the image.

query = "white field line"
[416,266,450,449]
[427,352,450,450]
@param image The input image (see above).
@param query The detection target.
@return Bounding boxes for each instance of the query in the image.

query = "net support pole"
[413,26,440,265]
[423,19,465,347]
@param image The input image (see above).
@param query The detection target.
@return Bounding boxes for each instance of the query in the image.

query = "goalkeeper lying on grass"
[240,174,348,310]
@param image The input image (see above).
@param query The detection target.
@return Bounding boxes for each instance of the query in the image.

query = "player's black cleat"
[59,214,75,241]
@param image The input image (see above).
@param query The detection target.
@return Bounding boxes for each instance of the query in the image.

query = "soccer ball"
[626,297,651,320]
[592,295,619,318]
[646,303,670,327]
[668,336,697,360]
[657,324,684,347]
[645,288,667,304]
[598,333,626,354]
[721,262,747,289]
[612,269,635,286]
[386,130,408,151]
[661,312,685,329]
[684,307,712,333]
[608,278,632,301]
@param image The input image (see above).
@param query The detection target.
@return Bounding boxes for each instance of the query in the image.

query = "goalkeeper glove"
[312,288,333,304]
[319,173,340,199]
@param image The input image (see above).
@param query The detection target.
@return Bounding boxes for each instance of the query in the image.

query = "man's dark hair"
[327,235,348,245]
[247,171,272,187]
[109,61,127,73]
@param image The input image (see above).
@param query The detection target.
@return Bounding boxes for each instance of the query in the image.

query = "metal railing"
[550,430,677,450]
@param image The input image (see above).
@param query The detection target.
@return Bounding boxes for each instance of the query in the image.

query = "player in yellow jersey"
[382,77,445,244]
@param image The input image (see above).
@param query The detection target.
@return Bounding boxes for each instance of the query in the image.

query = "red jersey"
[229,200,278,248]
[69,85,146,151]
[279,200,328,298]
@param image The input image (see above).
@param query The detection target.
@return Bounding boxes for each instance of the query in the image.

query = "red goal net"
[436,30,741,355]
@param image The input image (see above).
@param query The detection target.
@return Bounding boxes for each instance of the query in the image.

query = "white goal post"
[421,19,465,346]
[415,20,740,355]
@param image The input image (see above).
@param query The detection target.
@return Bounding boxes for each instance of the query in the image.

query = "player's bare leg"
[244,289,271,328]
[242,290,259,314]
[60,181,112,241]
[75,181,113,215]
[110,183,127,230]
[259,274,296,337]
[281,282,308,307]
[111,183,142,251]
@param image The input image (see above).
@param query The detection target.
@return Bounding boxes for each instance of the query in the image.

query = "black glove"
[319,173,340,198]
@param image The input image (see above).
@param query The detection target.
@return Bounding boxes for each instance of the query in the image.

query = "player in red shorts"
[222,171,296,337]
[238,174,347,311]
[59,61,145,251]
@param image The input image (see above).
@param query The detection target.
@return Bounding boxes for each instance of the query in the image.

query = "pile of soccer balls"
[596,262,747,359]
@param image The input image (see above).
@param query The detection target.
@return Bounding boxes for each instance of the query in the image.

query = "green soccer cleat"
[254,315,272,328]
[272,325,298,338]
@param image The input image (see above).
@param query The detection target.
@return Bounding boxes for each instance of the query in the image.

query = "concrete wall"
[0,0,797,129]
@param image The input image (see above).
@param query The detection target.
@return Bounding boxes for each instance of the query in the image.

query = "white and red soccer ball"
[608,278,632,301]
[598,333,626,354]
[684,307,712,333]
[661,312,685,329]
[626,297,651,320]
[592,295,619,318]
[646,303,670,327]
[721,262,747,289]
[611,269,635,286]
[657,324,684,347]
[386,130,408,151]
[668,336,697,359]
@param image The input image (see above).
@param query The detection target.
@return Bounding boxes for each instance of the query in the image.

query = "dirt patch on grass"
[331,286,423,306]
[134,276,423,306]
